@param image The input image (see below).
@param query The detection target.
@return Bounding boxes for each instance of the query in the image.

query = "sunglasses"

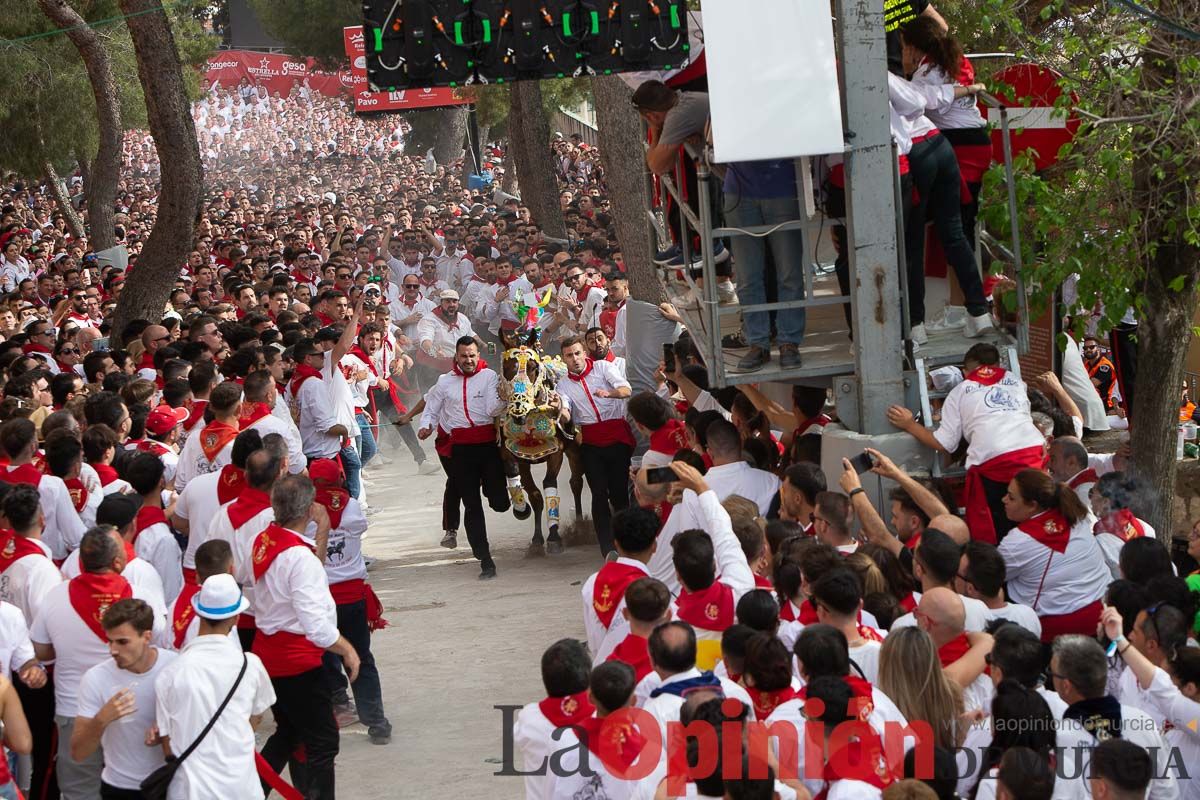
[403,283,420,289]
[59,348,79,355]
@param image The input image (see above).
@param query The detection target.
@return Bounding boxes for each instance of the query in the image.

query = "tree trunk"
[114,0,202,331]
[592,75,663,303]
[43,161,85,240]
[405,107,469,166]
[508,82,566,239]
[38,0,121,252]
[1125,25,1200,541]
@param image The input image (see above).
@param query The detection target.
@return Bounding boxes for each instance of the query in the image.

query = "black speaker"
[363,0,689,90]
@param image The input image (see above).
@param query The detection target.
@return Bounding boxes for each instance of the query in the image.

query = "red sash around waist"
[252,630,325,677]
[450,424,496,446]
[581,418,636,449]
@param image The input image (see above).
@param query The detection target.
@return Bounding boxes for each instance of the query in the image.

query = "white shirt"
[612,303,627,357]
[323,498,369,585]
[543,726,649,800]
[132,518,184,604]
[322,349,358,431]
[173,420,235,493]
[292,374,342,458]
[247,410,306,474]
[648,483,762,596]
[513,701,565,800]
[154,635,275,800]
[998,514,1109,615]
[639,668,755,742]
[0,601,34,679]
[987,601,1044,639]
[77,649,178,790]
[30,578,168,716]
[78,463,104,529]
[416,310,476,359]
[697,461,780,516]
[891,594,994,632]
[1056,702,1179,800]
[339,351,377,410]
[419,367,505,435]
[582,557,649,661]
[2,468,87,560]
[209,503,275,618]
[932,370,1044,468]
[0,537,61,625]
[391,295,435,340]
[558,359,630,426]
[251,528,339,648]
[848,639,883,684]
[907,61,987,130]
[174,471,224,571]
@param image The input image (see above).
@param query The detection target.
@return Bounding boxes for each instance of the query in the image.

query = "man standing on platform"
[417,337,509,580]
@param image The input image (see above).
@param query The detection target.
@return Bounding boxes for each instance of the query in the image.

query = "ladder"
[914,344,1023,479]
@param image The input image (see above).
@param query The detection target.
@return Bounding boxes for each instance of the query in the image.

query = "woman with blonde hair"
[877,626,965,750]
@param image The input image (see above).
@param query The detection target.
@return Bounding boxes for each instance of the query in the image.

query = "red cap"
[308,458,343,486]
[145,405,189,436]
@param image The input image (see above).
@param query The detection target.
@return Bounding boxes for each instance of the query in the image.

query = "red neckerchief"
[315,311,335,326]
[779,599,799,623]
[92,463,120,488]
[315,483,350,529]
[136,440,171,457]
[435,308,459,330]
[68,572,133,642]
[1068,468,1099,489]
[591,561,645,628]
[289,363,323,396]
[602,350,616,363]
[568,359,595,383]
[239,402,273,430]
[794,413,832,438]
[898,593,918,613]
[675,581,735,631]
[1,464,44,487]
[183,400,207,432]
[227,487,272,530]
[348,345,380,377]
[813,732,895,800]
[575,713,648,777]
[496,272,517,286]
[199,420,238,462]
[133,505,168,546]
[537,689,595,728]
[0,530,47,572]
[746,685,800,719]
[55,360,75,375]
[65,477,89,513]
[965,365,1006,386]
[905,532,922,551]
[1017,508,1072,553]
[251,523,314,580]
[216,464,246,505]
[753,573,773,590]
[137,350,156,374]
[858,625,885,643]
[937,633,972,668]
[606,634,653,682]
[647,419,689,455]
[797,675,876,721]
[799,599,820,625]
[1095,509,1146,543]
[22,343,53,356]
[172,583,201,649]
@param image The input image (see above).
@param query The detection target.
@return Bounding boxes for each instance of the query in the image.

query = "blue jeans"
[322,599,389,735]
[340,444,362,499]
[355,412,378,466]
[724,193,807,347]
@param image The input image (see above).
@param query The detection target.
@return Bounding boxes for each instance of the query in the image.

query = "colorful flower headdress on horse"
[512,283,554,332]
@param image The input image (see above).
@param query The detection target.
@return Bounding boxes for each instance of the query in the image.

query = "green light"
[563,14,572,37]
[454,21,464,44]
[590,10,600,33]
[482,20,492,42]
[669,5,680,28]
[372,28,383,52]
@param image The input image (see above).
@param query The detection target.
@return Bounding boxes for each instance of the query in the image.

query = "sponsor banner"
[341,26,469,111]
[204,51,353,98]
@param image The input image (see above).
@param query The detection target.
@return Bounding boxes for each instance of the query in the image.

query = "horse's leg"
[543,452,564,554]
[522,461,544,546]
[502,448,531,520]
[565,441,586,518]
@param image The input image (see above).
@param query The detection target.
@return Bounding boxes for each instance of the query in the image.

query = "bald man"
[891,529,993,633]
[1047,436,1097,507]
[928,514,970,546]
[137,324,171,382]
[916,587,995,712]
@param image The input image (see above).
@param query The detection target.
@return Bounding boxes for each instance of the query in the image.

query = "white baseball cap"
[191,574,250,620]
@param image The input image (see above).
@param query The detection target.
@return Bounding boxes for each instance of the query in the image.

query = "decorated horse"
[496,287,585,555]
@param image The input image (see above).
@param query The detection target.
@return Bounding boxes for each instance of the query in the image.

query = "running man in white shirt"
[418,337,510,580]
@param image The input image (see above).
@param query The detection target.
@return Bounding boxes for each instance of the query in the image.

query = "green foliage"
[247,0,359,66]
[0,0,214,178]
[973,0,1200,339]
[467,77,592,129]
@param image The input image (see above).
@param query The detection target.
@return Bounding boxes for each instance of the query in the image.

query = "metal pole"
[1000,107,1030,354]
[695,161,722,389]
[837,0,905,434]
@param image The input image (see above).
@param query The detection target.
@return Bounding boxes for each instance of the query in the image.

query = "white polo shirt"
[77,648,178,790]
[932,370,1044,468]
[154,635,275,800]
[173,470,225,571]
[173,421,235,493]
[0,537,61,625]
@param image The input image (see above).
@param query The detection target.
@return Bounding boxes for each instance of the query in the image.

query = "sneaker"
[737,346,770,372]
[722,330,748,348]
[417,459,441,476]
[374,453,394,466]
[653,244,680,265]
[440,530,458,549]
[964,312,995,338]
[479,560,497,580]
[712,240,730,264]
[716,280,738,304]
[334,703,359,728]
[779,344,802,369]
[364,555,377,569]
[911,323,929,345]
[368,726,393,745]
